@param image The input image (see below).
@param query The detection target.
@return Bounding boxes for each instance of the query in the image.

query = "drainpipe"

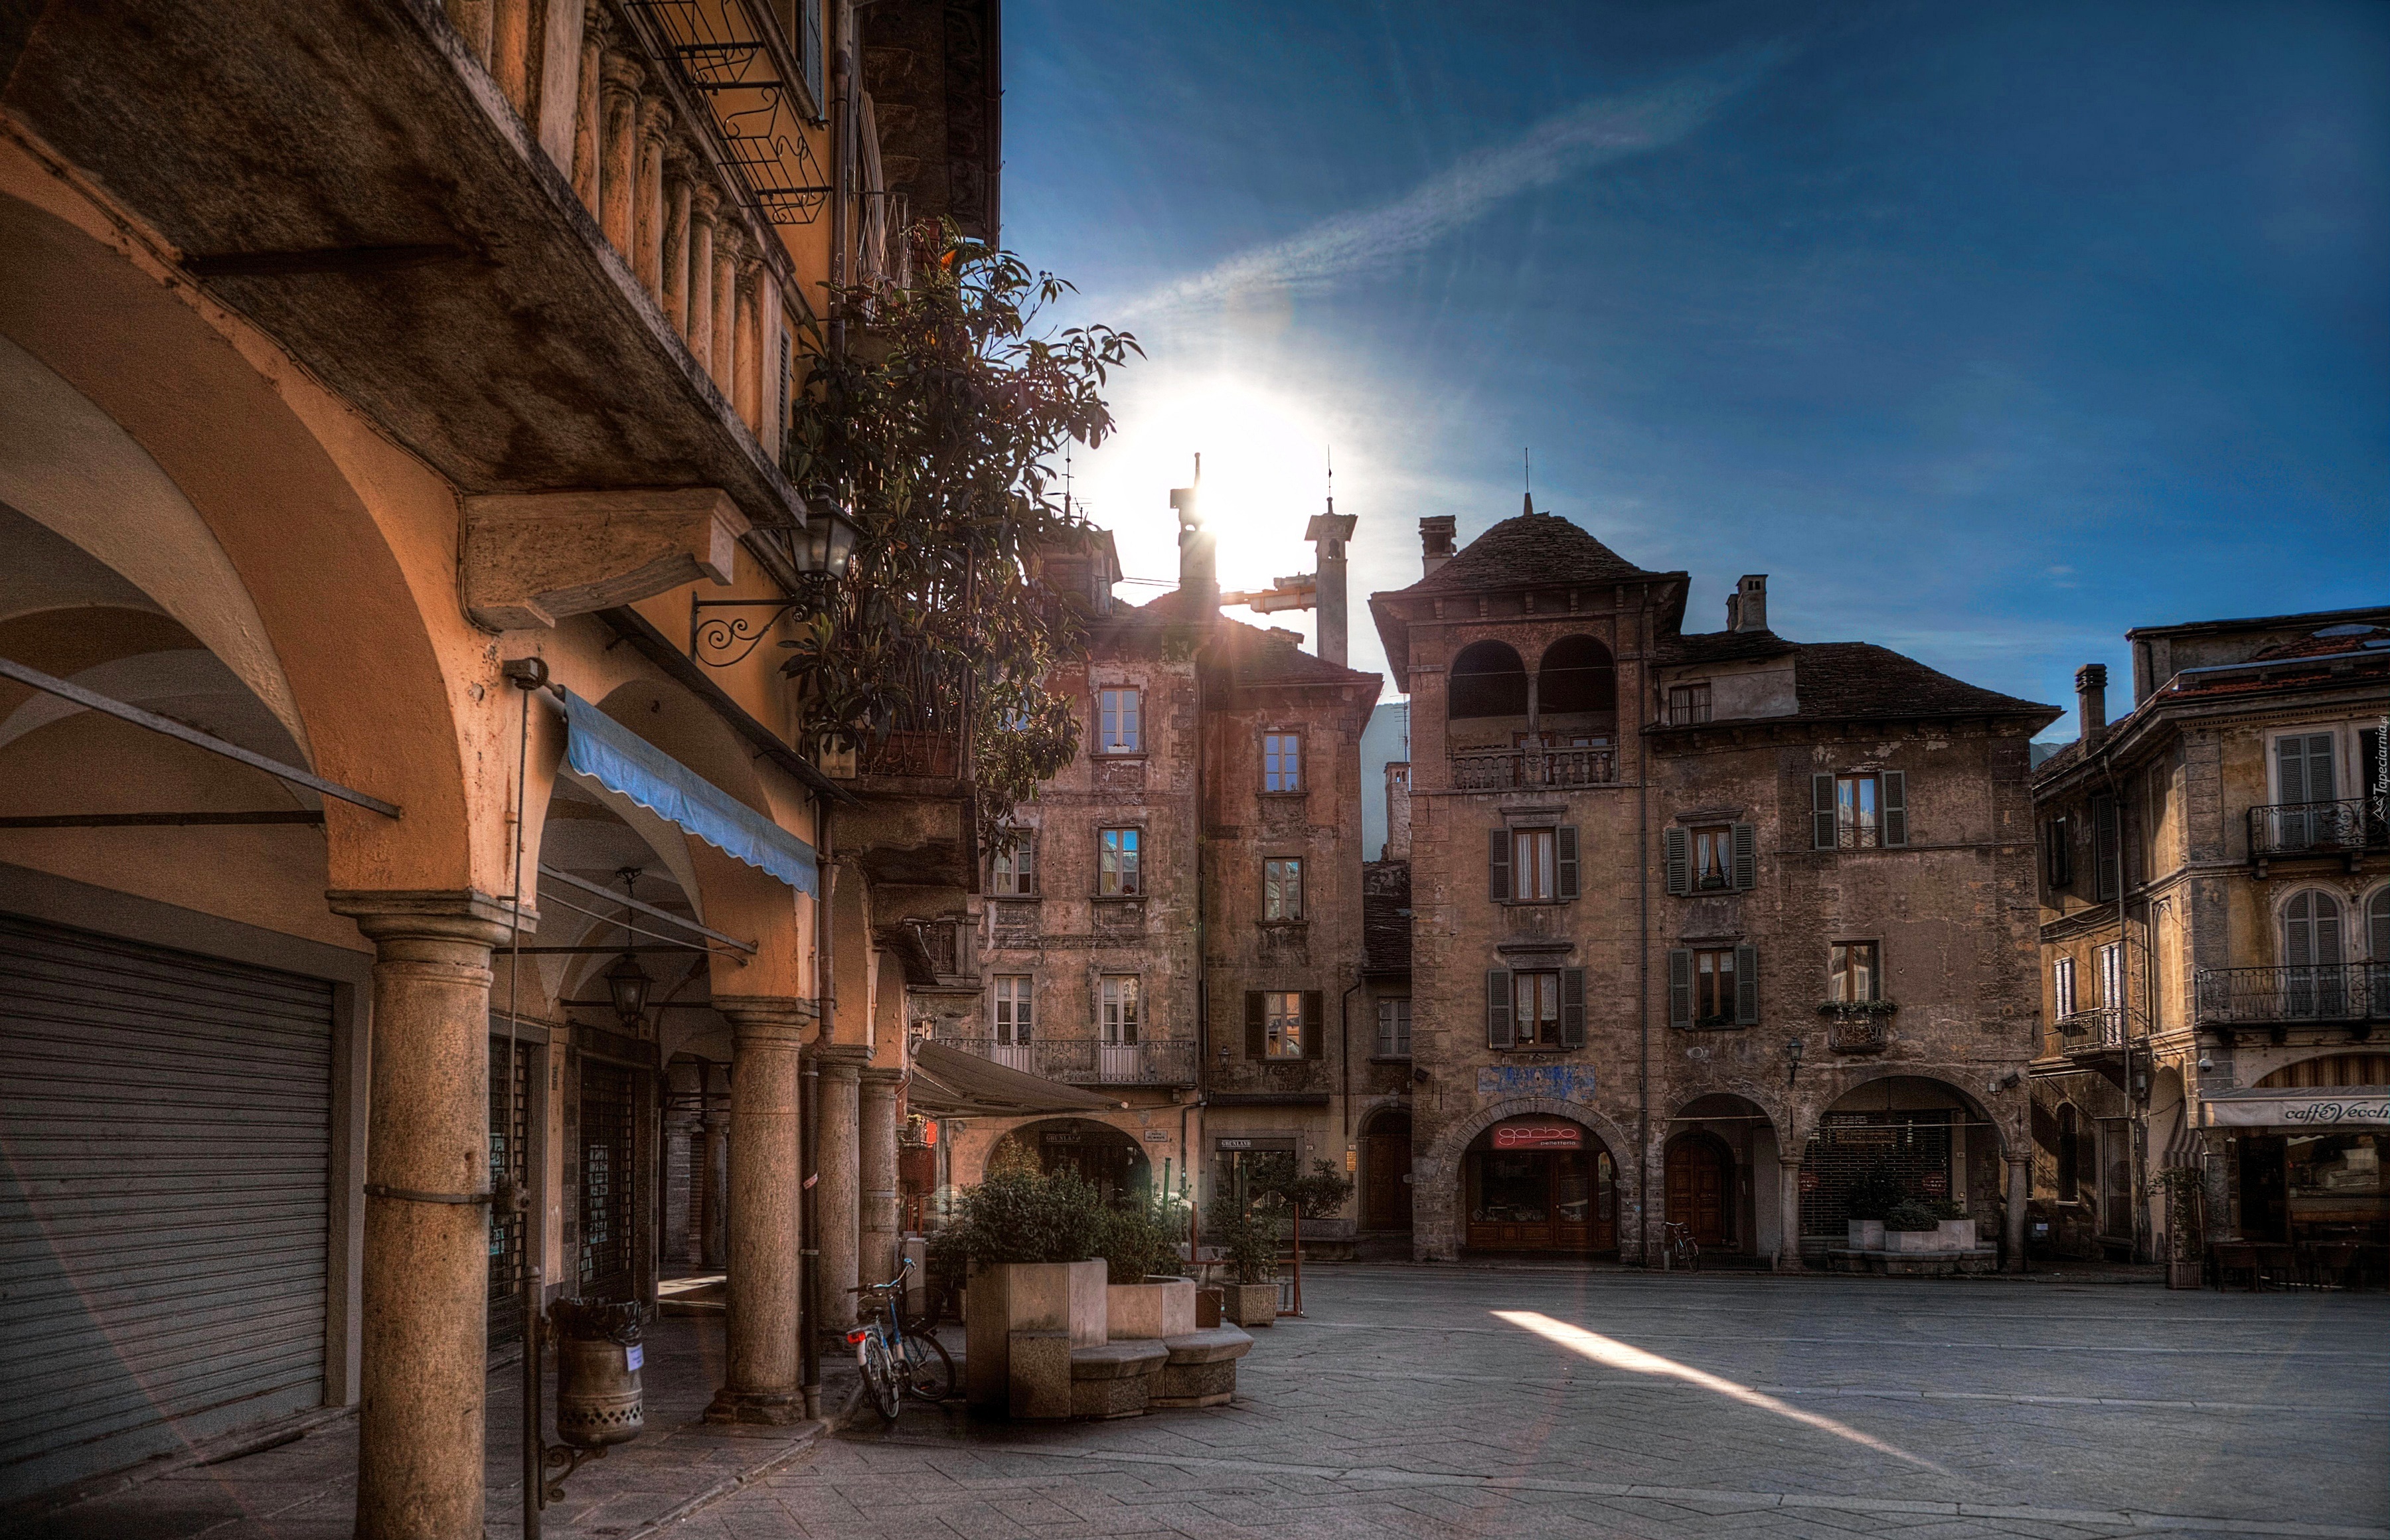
[1636,584,1652,1267]
[827,0,850,359]
[2095,751,2146,1265]
[1341,971,1363,1139]
[803,803,833,1416]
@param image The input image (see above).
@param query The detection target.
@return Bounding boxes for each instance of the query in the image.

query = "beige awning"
[908,1041,1123,1118]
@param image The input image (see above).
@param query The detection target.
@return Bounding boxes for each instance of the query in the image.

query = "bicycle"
[1660,1221,1701,1273]
[845,1259,955,1420]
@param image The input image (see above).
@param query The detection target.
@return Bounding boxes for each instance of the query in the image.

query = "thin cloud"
[1120,46,1781,319]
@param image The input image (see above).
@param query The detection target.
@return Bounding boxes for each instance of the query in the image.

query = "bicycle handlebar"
[844,1257,915,1295]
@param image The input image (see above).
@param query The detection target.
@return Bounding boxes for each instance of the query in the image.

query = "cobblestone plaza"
[692,1267,2386,1540]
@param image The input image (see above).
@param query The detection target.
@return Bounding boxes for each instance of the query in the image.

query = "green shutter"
[1667,949,1693,1029]
[1303,990,1325,1060]
[1663,828,1689,895]
[1488,828,1510,902]
[1559,969,1585,1048]
[1557,826,1579,899]
[1813,773,1838,849]
[1244,990,1265,1059]
[1731,822,1757,890]
[1486,969,1514,1049]
[1881,771,1907,848]
[1735,942,1759,1026]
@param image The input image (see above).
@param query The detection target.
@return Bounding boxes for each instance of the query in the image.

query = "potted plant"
[1844,1162,1905,1251]
[1204,1192,1282,1326]
[938,1165,1111,1408]
[1101,1188,1198,1340]
[1881,1198,1949,1253]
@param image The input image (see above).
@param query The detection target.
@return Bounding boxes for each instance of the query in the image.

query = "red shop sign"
[1493,1123,1582,1150]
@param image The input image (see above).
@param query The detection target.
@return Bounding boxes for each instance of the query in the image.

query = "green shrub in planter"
[1843,1162,1907,1222]
[936,1165,1107,1270]
[1099,1192,1190,1283]
[1883,1199,1943,1232]
[1205,1192,1281,1284]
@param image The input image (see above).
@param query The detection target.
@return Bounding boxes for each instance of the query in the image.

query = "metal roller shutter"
[0,913,334,1502]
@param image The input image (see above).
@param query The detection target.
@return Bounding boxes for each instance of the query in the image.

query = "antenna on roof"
[1325,445,1334,512]
[1063,441,1073,520]
[1523,447,1535,517]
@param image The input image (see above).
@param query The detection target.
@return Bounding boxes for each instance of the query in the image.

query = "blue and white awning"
[564,690,817,895]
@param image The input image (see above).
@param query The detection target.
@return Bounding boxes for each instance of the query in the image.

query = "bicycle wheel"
[1686,1240,1701,1274]
[900,1329,955,1402]
[859,1331,901,1421]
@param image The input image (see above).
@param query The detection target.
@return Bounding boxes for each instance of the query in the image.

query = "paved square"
[675,1266,2388,1540]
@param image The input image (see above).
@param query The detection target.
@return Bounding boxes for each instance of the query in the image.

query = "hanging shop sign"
[2205,1095,2390,1129]
[1492,1122,1583,1150]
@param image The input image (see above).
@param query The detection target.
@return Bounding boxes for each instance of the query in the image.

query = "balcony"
[1816,1005,1892,1053]
[862,730,964,780]
[2055,1005,2125,1053]
[943,1038,1198,1089]
[1451,746,1617,791]
[2248,801,2388,872]
[2196,964,2389,1040]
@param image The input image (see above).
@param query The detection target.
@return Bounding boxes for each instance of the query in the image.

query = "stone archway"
[1417,1097,1640,1262]
[1796,1073,2016,1268]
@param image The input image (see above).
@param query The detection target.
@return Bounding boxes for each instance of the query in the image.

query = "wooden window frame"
[991,834,1036,897]
[1376,997,1412,1058]
[1814,771,1908,850]
[1095,687,1143,755]
[1263,856,1305,921]
[1100,974,1141,1045]
[2052,955,2077,1020]
[1264,990,1305,1059]
[1098,827,1142,896]
[992,975,1034,1045]
[1263,731,1303,794]
[1666,682,1712,726]
[1828,941,1880,1004]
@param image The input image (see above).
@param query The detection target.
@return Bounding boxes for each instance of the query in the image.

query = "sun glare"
[1076,377,1334,619]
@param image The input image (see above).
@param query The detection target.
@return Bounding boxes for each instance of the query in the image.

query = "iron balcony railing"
[942,1038,1199,1088]
[2248,800,2389,860]
[2056,1005,2126,1052]
[1450,746,1618,791]
[860,730,963,779]
[1824,1015,1890,1053]
[2196,964,2390,1028]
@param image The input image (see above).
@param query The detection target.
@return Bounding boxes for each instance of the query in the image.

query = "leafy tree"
[781,222,1140,844]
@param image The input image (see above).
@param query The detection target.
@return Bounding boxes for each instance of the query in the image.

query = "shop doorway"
[1463,1117,1616,1253]
[1361,1109,1413,1232]
[1666,1134,1731,1247]
[578,1058,639,1303]
[995,1118,1150,1205]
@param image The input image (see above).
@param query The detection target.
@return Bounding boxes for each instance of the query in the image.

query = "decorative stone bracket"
[463,489,750,630]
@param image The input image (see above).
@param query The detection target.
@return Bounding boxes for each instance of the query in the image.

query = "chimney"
[1170,455,1215,603]
[1419,515,1456,579]
[1730,574,1769,633]
[2076,663,2108,744]
[1384,762,1412,861]
[1305,501,1359,666]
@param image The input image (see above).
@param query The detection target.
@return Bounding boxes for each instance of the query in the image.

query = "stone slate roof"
[1380,510,1673,598]
[1092,587,1380,694]
[1362,861,1411,976]
[1656,628,1799,666]
[1787,643,2055,726]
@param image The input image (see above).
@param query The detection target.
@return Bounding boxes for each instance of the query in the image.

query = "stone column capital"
[811,1042,871,1078]
[2004,1153,2032,1169]
[325,889,519,951]
[860,1065,904,1087]
[715,220,746,262]
[639,94,675,142]
[1777,1153,1803,1170]
[712,994,817,1047]
[690,180,722,221]
[599,49,646,96]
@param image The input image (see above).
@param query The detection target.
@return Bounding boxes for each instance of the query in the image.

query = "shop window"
[1098,828,1141,895]
[1263,732,1302,793]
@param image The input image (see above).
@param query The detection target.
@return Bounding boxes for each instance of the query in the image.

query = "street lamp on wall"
[603,951,652,1031]
[688,496,865,666]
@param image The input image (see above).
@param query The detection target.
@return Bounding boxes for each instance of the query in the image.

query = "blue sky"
[1001,1,2389,736]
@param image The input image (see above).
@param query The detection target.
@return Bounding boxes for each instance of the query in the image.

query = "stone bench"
[1068,1339,1168,1419]
[1153,1325,1252,1409]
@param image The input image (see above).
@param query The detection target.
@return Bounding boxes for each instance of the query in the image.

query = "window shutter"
[2276,735,2306,805]
[1557,826,1579,899]
[1485,969,1514,1048]
[1559,968,1585,1048]
[1303,990,1325,1059]
[1735,942,1760,1026]
[2093,797,2119,901]
[1666,950,1693,1029]
[1488,828,1511,902]
[1812,774,1838,849]
[1731,822,1757,891]
[1244,990,1265,1059]
[1881,771,1907,848]
[1663,828,1689,895]
[1022,832,1036,894]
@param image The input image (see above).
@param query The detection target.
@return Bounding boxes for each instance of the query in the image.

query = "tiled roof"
[2247,625,2390,661]
[1382,512,1673,597]
[1656,628,1799,666]
[1786,643,2058,727]
[1362,860,1411,976]
[1092,587,1379,692]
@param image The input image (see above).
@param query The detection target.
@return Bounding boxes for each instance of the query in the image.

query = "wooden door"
[1666,1137,1729,1247]
[1363,1114,1413,1230]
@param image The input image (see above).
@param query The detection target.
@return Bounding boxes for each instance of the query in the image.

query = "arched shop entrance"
[1799,1077,2002,1262]
[1464,1116,1616,1253]
[1665,1134,1733,1249]
[994,1118,1151,1205]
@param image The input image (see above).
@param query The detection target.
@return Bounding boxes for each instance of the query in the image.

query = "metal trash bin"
[549,1300,646,1448]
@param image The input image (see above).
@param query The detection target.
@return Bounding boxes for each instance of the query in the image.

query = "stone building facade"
[2028,607,2390,1265]
[937,496,1381,1241]
[1370,503,2057,1266]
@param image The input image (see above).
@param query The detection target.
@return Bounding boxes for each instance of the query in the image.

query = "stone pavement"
[11,1314,835,1540]
[671,1265,2389,1540]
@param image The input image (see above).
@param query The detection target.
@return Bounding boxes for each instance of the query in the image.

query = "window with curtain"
[1512,972,1559,1045]
[1098,828,1141,895]
[992,976,1033,1044]
[1692,949,1736,1026]
[991,835,1034,895]
[1100,976,1140,1044]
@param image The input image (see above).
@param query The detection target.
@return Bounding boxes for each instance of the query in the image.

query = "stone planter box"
[1881,1220,1978,1255]
[1221,1282,1278,1327]
[964,1259,1107,1411]
[1106,1277,1197,1341]
[1848,1220,1885,1251]
[2168,1260,2203,1290]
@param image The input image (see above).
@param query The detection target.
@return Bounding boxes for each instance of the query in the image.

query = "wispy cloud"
[1119,46,1780,319]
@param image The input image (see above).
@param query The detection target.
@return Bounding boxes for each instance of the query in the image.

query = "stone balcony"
[943,1037,1198,1089]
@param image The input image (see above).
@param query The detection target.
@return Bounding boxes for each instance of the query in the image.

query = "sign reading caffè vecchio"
[2205,1096,2390,1128]
[1492,1122,1583,1150]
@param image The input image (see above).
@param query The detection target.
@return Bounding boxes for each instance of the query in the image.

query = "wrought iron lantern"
[603,951,651,1030]
[793,495,861,583]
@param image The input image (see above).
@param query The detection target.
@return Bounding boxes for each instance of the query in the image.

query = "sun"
[1074,376,1333,615]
